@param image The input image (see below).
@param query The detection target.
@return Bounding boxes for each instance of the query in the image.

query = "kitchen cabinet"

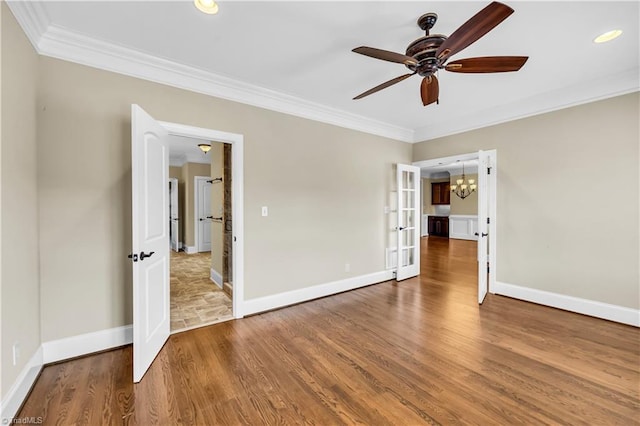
[431,182,450,205]
[428,216,449,237]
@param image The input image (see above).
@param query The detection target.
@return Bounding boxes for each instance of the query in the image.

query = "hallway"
[170,251,232,332]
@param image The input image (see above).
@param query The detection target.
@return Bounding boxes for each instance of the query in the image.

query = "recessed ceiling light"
[594,30,622,43]
[194,0,219,15]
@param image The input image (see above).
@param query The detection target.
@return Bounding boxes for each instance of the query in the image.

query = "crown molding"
[9,5,414,143]
[7,1,638,145]
[414,68,640,142]
[6,0,50,51]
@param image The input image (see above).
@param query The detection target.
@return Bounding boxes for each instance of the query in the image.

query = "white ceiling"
[168,134,213,166]
[9,1,639,142]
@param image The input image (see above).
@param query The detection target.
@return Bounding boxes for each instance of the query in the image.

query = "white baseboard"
[210,268,223,289]
[494,281,640,327]
[0,346,43,421]
[243,270,395,316]
[184,245,197,254]
[42,325,133,364]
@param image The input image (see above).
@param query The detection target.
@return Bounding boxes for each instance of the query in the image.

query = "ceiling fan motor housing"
[405,34,447,76]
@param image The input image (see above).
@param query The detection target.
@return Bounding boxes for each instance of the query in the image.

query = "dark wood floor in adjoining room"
[19,237,640,425]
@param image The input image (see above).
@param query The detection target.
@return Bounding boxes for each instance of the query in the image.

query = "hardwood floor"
[170,251,232,332]
[19,237,640,425]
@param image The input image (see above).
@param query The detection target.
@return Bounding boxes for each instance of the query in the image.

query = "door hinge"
[487,167,492,175]
[487,217,490,224]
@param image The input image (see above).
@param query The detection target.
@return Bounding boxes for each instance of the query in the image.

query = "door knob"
[140,251,155,260]
[398,226,406,231]
[127,253,138,262]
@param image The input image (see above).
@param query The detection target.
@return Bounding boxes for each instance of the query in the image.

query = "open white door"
[196,177,212,252]
[169,178,180,252]
[477,150,490,304]
[131,104,170,383]
[396,164,421,281]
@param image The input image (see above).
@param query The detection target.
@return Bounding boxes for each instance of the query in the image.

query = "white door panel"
[396,164,421,281]
[169,178,179,252]
[131,104,170,383]
[197,178,212,252]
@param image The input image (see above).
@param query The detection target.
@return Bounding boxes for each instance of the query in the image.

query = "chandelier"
[450,162,476,199]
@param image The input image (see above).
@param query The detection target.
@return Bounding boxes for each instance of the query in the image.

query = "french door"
[396,164,421,281]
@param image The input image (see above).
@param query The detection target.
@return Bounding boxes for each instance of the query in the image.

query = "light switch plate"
[261,206,268,217]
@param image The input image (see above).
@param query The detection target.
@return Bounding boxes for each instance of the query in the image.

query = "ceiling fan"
[351,1,528,106]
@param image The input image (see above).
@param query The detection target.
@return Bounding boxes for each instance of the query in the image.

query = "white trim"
[210,268,223,289]
[158,121,245,320]
[42,325,133,365]
[487,151,497,295]
[413,69,640,142]
[5,1,50,51]
[28,21,413,143]
[184,245,197,254]
[0,346,43,421]
[243,270,394,316]
[414,152,481,170]
[494,281,640,327]
[7,2,639,145]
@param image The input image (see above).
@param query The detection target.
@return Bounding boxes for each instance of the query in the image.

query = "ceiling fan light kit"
[351,1,529,106]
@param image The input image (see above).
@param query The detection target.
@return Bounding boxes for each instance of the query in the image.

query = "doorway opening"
[413,150,497,303]
[168,137,236,333]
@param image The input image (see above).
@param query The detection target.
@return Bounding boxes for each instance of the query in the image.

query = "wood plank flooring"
[19,237,640,425]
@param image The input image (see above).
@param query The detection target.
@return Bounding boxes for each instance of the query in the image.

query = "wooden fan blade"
[436,2,514,61]
[420,75,439,106]
[445,56,528,73]
[354,73,416,100]
[353,46,418,66]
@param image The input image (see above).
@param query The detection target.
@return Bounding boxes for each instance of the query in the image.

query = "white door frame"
[413,150,497,297]
[159,121,245,319]
[194,176,212,253]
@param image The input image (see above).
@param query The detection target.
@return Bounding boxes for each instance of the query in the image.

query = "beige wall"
[449,173,478,215]
[1,4,41,398]
[168,166,181,180]
[182,162,211,248]
[413,92,640,309]
[210,143,224,275]
[36,56,411,341]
